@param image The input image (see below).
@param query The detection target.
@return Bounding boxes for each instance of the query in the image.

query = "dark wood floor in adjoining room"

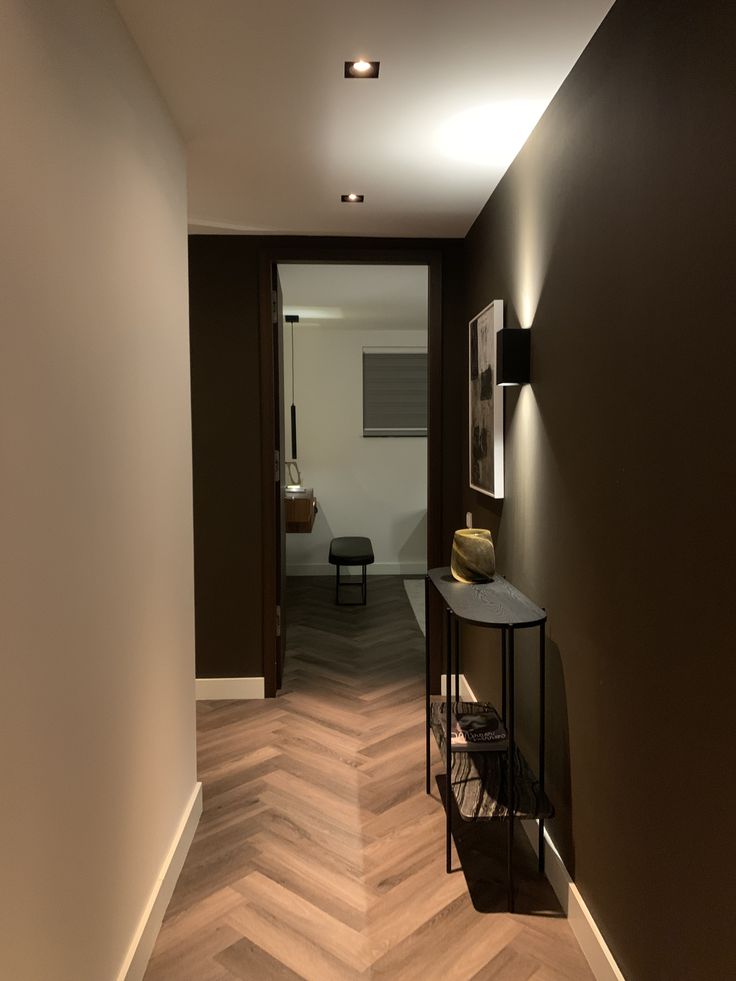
[144,575,593,980]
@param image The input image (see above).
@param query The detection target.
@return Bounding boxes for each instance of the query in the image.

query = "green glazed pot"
[451,528,496,583]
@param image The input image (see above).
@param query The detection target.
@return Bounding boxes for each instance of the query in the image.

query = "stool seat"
[328,537,374,605]
[329,536,375,566]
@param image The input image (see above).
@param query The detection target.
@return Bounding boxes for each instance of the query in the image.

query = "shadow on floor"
[436,775,563,917]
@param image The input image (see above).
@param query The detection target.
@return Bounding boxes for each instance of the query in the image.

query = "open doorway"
[259,248,444,698]
[278,263,428,681]
[281,265,428,560]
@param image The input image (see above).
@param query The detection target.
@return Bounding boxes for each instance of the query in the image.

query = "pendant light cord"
[291,321,295,404]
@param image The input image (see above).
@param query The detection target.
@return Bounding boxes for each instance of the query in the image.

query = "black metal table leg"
[538,622,546,873]
[501,628,507,722]
[446,607,453,874]
[507,626,515,911]
[425,576,431,795]
[454,616,460,705]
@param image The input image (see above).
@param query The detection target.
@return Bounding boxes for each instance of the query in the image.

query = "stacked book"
[439,701,508,752]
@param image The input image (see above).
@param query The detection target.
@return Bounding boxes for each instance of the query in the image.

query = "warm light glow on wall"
[435,101,546,168]
[506,385,545,570]
[511,156,563,330]
[515,177,546,328]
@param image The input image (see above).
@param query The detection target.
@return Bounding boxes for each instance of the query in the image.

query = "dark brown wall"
[459,1,736,978]
[189,237,263,677]
[189,236,464,680]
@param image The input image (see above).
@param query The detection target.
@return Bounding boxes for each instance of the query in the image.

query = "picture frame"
[468,300,504,498]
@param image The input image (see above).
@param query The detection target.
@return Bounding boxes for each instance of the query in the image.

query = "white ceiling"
[279,264,428,330]
[116,0,614,238]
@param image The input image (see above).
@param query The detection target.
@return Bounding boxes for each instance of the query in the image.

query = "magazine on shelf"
[439,701,508,752]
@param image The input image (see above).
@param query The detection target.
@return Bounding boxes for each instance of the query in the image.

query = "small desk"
[425,567,551,910]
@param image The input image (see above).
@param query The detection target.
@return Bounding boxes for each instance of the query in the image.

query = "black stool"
[329,537,375,605]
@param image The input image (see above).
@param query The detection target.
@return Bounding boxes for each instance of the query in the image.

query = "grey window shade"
[363,350,428,437]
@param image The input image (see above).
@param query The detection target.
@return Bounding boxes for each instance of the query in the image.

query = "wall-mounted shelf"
[285,487,317,533]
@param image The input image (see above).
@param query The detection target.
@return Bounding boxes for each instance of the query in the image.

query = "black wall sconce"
[497,328,531,386]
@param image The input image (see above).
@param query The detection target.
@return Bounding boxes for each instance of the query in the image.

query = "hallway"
[144,577,593,980]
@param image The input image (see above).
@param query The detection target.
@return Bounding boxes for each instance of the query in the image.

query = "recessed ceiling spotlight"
[344,60,380,79]
[341,193,365,203]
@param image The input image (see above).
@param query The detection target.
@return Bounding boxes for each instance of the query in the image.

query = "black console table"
[425,567,553,910]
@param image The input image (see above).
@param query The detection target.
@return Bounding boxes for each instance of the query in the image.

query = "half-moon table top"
[427,567,546,628]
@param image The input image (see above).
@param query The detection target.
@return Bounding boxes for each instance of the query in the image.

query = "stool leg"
[335,564,340,605]
[362,564,367,605]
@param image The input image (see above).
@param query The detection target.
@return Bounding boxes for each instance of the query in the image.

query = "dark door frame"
[258,244,443,697]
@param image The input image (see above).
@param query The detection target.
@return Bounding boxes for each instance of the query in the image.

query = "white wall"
[0,3,197,979]
[283,321,427,575]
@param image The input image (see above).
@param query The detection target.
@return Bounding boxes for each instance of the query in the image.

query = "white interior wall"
[0,3,197,979]
[282,307,428,575]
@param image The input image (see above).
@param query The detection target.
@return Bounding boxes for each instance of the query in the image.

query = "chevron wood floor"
[144,576,593,980]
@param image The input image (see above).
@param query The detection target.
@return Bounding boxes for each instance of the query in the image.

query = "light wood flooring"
[144,576,593,980]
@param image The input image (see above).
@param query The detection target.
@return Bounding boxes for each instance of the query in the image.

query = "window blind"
[362,350,428,437]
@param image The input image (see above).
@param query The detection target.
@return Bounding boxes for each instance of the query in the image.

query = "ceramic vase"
[451,528,495,583]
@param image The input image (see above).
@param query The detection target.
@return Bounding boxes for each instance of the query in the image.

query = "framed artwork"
[469,300,504,498]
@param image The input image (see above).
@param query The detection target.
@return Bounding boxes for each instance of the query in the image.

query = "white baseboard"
[439,672,478,702]
[117,782,203,981]
[520,821,625,981]
[195,676,265,700]
[286,562,427,577]
[447,674,625,981]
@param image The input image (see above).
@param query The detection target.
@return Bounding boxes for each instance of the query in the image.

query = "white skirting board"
[439,672,479,702]
[195,676,265,699]
[519,820,625,981]
[440,673,625,981]
[286,562,427,577]
[116,782,203,981]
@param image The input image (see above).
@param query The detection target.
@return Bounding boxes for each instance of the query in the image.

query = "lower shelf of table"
[430,700,554,822]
